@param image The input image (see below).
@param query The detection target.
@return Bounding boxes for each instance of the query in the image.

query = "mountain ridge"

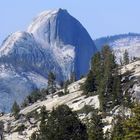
[95,33,140,49]
[94,33,140,62]
[0,9,97,112]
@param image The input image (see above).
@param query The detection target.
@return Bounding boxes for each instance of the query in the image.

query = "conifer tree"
[63,80,70,94]
[11,101,20,119]
[47,71,56,95]
[91,52,102,86]
[38,106,49,140]
[99,45,116,111]
[83,45,122,111]
[123,104,140,140]
[101,45,116,94]
[98,79,106,112]
[86,110,104,140]
[31,105,88,140]
[111,115,125,140]
[123,50,129,65]
[83,70,96,94]
[112,67,122,107]
[45,105,88,140]
[83,52,102,95]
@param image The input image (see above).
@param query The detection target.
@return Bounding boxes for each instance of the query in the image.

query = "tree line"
[29,103,140,140]
[11,45,140,140]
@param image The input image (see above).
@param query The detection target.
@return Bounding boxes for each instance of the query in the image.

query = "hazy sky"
[0,0,140,44]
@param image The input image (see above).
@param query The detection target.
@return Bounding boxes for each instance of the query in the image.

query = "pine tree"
[11,101,20,119]
[38,106,49,140]
[123,104,140,140]
[63,80,69,95]
[91,52,102,87]
[86,110,104,140]
[84,46,118,111]
[83,70,96,94]
[101,45,116,93]
[111,115,125,140]
[45,105,88,140]
[98,45,116,111]
[47,71,56,95]
[83,45,121,111]
[83,52,102,95]
[98,79,106,112]
[112,66,122,107]
[31,105,88,140]
[123,50,129,65]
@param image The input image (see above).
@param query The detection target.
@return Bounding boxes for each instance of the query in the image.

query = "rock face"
[0,9,97,112]
[27,9,97,79]
[95,33,140,61]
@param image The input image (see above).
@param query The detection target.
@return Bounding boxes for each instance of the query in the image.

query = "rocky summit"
[0,9,97,112]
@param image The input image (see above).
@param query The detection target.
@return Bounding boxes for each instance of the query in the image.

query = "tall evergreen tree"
[47,71,56,95]
[45,105,88,140]
[123,50,129,65]
[86,110,104,140]
[84,45,120,111]
[83,45,122,111]
[38,106,49,140]
[101,45,116,94]
[111,115,125,140]
[91,52,102,87]
[83,70,96,94]
[123,104,140,140]
[31,105,88,140]
[111,67,122,107]
[83,52,101,95]
[63,80,69,94]
[98,79,106,112]
[99,45,116,111]
[11,101,20,119]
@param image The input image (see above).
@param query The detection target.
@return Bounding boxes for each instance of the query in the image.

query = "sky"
[0,0,140,44]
